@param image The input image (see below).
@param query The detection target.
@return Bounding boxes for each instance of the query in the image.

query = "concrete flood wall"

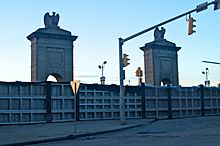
[0,82,220,125]
[144,85,220,118]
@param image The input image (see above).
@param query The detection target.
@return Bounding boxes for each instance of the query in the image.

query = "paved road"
[32,116,220,146]
[0,119,151,145]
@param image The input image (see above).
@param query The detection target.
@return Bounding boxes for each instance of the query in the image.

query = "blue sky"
[0,0,219,86]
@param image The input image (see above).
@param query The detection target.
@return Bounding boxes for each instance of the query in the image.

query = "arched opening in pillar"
[46,73,63,82]
[161,78,172,86]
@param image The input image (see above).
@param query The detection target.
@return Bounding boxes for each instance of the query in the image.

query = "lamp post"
[98,61,107,84]
[202,68,210,87]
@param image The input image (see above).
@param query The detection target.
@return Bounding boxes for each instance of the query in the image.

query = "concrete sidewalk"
[0,119,154,146]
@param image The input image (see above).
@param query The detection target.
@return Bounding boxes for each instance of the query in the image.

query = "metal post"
[45,82,52,123]
[74,83,78,133]
[101,65,104,77]
[141,83,146,118]
[119,38,126,125]
[99,61,107,85]
[205,68,208,81]
[167,85,172,119]
[200,84,205,116]
[75,91,80,121]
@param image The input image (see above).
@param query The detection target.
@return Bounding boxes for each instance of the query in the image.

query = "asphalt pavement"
[29,116,220,146]
[0,118,154,146]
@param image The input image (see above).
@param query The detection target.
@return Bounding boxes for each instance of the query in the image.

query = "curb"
[2,124,145,146]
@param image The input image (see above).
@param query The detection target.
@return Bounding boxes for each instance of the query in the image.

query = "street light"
[98,61,107,84]
[202,68,210,87]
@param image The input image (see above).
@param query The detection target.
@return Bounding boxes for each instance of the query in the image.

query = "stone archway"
[47,73,63,82]
[161,78,172,86]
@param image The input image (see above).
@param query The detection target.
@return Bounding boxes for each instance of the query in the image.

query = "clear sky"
[0,0,219,87]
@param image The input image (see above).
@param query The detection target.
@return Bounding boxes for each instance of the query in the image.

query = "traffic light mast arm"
[121,1,215,43]
[203,60,220,65]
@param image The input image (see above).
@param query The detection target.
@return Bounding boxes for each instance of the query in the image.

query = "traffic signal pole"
[119,38,126,125]
[119,1,218,125]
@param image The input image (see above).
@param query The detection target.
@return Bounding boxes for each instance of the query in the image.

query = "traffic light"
[188,16,196,35]
[122,54,130,67]
[135,67,143,77]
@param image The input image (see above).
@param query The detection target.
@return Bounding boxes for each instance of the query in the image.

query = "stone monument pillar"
[27,12,77,82]
[140,27,181,86]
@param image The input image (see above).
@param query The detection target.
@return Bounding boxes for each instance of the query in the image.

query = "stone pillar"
[140,28,181,86]
[27,12,77,82]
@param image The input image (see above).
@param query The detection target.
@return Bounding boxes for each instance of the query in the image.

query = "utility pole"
[119,1,220,125]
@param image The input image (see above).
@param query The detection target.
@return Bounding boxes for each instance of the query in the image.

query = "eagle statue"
[44,12,60,28]
[154,27,166,41]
